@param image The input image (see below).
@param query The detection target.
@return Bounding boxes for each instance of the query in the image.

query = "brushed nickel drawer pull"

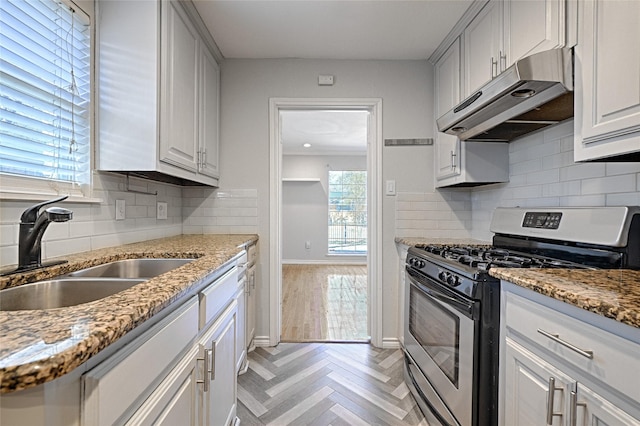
[569,390,587,426]
[537,329,594,359]
[197,348,211,392]
[546,377,564,425]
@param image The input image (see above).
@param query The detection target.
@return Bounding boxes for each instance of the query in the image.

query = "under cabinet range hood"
[437,48,574,142]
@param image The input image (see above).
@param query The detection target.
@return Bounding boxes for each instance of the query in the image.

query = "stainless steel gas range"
[403,207,640,426]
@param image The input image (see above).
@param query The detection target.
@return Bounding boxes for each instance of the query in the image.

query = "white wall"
[217,58,436,344]
[470,120,640,241]
[282,154,366,263]
[0,172,183,267]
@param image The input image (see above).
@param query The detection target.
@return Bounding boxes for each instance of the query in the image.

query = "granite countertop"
[490,268,640,329]
[0,234,258,394]
[394,237,491,247]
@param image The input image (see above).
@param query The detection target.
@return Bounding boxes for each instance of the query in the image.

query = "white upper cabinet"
[464,1,503,97]
[199,45,221,179]
[434,37,509,188]
[503,0,565,67]
[160,1,200,173]
[463,0,566,98]
[98,0,221,186]
[574,0,640,161]
[435,38,463,182]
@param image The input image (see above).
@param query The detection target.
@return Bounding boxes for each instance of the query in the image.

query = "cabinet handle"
[569,390,587,426]
[202,148,207,168]
[537,329,594,359]
[490,57,498,78]
[197,348,211,392]
[546,377,564,425]
[450,150,457,169]
[210,341,216,381]
[499,50,507,72]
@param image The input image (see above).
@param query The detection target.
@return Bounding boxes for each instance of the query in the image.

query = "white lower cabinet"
[125,345,200,426]
[199,301,237,426]
[500,283,640,426]
[504,338,572,426]
[80,264,241,426]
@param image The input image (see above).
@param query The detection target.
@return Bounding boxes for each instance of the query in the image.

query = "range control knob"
[438,271,448,282]
[447,274,461,287]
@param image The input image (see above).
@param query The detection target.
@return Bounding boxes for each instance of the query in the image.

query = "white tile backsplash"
[182,188,258,235]
[396,120,640,242]
[471,120,640,240]
[0,172,183,267]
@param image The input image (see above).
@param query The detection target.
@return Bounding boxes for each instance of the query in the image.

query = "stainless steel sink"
[66,258,194,279]
[0,278,145,311]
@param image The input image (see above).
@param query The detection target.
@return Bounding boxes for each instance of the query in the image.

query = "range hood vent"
[437,48,574,142]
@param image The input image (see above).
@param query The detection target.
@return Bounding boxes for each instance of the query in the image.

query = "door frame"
[268,97,383,347]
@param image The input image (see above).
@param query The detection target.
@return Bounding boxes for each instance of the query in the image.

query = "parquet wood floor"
[281,265,368,342]
[237,342,428,426]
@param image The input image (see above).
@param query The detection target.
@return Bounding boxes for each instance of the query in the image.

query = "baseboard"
[253,336,272,347]
[381,337,401,349]
[282,259,367,265]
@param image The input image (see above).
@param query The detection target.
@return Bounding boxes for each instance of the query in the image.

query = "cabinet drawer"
[505,291,640,402]
[82,297,199,426]
[199,265,238,329]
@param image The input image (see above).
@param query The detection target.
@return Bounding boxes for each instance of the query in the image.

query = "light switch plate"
[115,199,125,220]
[385,180,396,196]
[157,202,168,220]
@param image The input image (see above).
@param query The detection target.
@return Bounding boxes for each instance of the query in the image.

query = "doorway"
[269,98,383,347]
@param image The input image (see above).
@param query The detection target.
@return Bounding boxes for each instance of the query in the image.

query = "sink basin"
[66,258,195,279]
[0,278,145,311]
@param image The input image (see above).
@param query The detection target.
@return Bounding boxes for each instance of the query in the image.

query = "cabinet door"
[573,383,640,426]
[199,45,220,179]
[125,346,200,426]
[464,0,503,97]
[200,301,238,426]
[246,264,256,350]
[160,1,200,172]
[235,279,247,373]
[503,338,572,426]
[434,38,462,181]
[574,0,640,161]
[503,0,565,67]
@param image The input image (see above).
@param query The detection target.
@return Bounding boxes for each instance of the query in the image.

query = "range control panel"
[522,212,562,229]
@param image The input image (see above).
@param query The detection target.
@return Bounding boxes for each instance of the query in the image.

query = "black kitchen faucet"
[16,195,73,273]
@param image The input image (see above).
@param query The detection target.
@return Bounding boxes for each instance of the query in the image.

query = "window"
[0,0,91,197]
[328,170,367,254]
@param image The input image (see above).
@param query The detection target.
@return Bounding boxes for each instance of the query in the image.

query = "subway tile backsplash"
[182,188,258,235]
[0,172,182,267]
[470,120,640,241]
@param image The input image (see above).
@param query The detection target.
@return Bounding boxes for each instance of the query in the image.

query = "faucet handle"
[20,195,69,223]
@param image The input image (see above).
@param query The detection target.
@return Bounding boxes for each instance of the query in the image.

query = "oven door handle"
[408,271,478,319]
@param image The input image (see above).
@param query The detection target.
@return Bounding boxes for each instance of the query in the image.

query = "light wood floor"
[281,265,368,342]
[237,342,428,425]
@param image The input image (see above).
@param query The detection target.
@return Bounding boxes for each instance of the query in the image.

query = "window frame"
[0,0,95,202]
[327,169,368,255]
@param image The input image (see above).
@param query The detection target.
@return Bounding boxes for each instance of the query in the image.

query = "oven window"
[409,284,460,387]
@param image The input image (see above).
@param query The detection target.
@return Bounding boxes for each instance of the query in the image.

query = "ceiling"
[192,0,473,61]
[192,0,473,154]
[280,110,369,155]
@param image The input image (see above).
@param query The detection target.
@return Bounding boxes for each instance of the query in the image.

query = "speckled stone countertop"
[490,268,640,329]
[0,234,258,394]
[394,237,491,247]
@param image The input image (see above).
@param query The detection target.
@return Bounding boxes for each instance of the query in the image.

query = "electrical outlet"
[157,202,168,220]
[305,241,311,249]
[115,199,125,220]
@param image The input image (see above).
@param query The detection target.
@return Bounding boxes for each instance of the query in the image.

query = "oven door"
[404,267,478,426]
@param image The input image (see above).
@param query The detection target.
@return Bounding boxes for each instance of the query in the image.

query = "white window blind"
[0,0,90,194]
